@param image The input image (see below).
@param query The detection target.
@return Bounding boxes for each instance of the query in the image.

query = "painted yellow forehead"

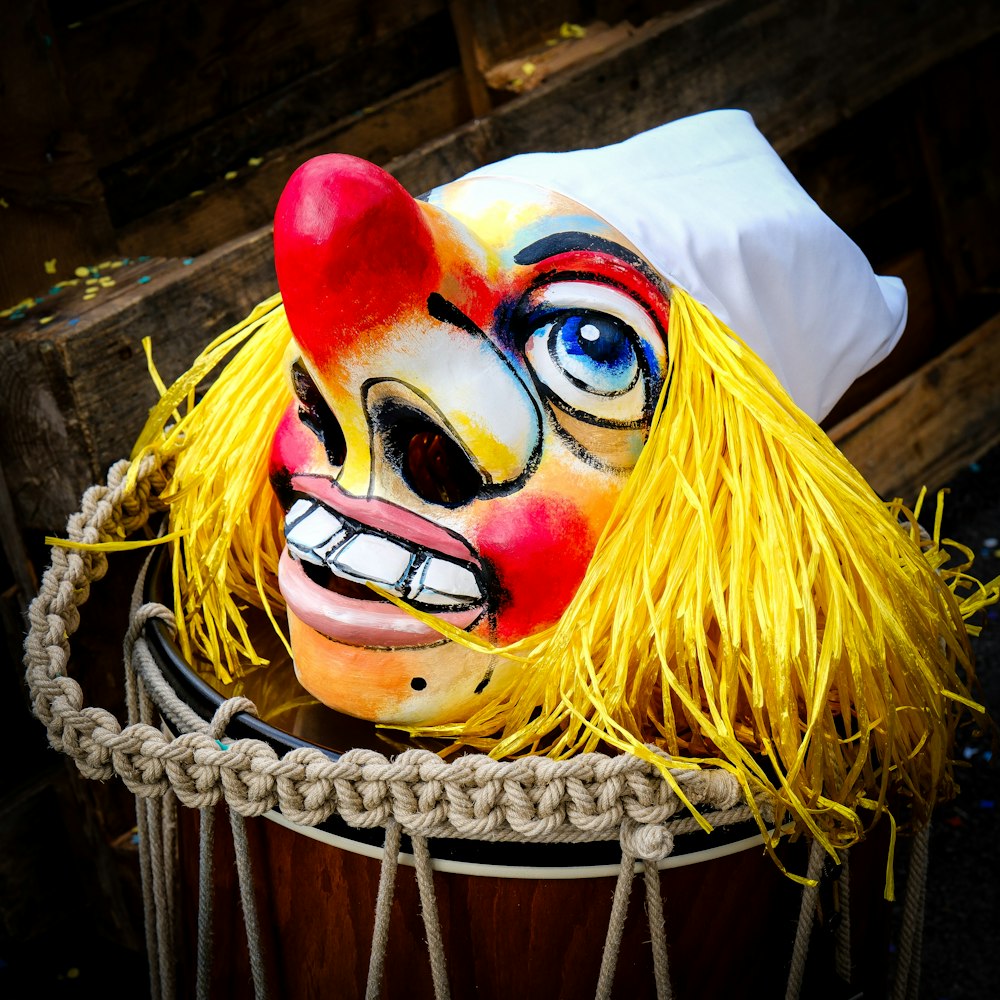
[425,177,634,259]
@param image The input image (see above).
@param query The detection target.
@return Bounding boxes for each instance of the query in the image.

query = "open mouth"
[284,495,484,610]
[278,481,487,648]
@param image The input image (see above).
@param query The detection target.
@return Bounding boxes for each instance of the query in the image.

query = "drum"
[143,555,892,1000]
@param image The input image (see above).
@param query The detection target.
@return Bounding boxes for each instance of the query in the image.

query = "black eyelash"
[291,360,347,467]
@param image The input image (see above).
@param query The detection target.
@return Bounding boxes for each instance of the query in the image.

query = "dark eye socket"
[374,401,484,507]
[291,360,347,467]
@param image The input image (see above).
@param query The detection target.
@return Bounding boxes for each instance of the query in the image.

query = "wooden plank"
[0,1,117,308]
[448,0,494,117]
[56,0,447,171]
[3,0,997,534]
[484,21,637,95]
[459,0,664,67]
[382,0,1000,196]
[89,6,459,227]
[913,47,1000,322]
[117,70,471,260]
[0,243,276,532]
[830,314,1000,499]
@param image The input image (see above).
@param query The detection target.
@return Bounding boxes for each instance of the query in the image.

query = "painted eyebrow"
[427,291,483,337]
[512,231,663,286]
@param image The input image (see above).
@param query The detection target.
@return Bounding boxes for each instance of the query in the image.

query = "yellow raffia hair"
[384,289,996,875]
[127,293,295,682]
[55,286,996,876]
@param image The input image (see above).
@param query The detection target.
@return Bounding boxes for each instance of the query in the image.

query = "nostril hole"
[379,404,484,506]
[292,360,347,467]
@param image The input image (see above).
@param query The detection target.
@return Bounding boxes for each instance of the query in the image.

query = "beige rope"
[785,837,827,1000]
[26,455,750,841]
[892,824,930,1000]
[31,453,864,1000]
[365,820,402,1000]
[195,799,215,1000]
[834,851,852,983]
[644,859,672,1000]
[412,834,451,1000]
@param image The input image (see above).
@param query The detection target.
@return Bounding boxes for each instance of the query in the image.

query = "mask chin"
[287,608,512,726]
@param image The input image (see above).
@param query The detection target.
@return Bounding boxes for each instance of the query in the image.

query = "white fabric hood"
[459,109,907,422]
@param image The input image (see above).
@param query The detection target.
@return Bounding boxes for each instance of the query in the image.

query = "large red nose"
[273,155,439,370]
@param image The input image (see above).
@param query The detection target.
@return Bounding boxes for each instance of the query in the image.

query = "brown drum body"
[144,579,891,999]
[175,807,891,1000]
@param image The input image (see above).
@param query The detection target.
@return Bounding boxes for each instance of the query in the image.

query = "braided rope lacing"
[24,454,757,844]
[23,453,935,999]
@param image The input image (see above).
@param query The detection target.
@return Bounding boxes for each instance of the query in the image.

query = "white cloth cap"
[460,109,907,421]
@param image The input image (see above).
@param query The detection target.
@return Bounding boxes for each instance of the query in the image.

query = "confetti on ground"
[560,22,587,39]
[248,157,263,167]
[225,170,238,181]
[3,257,149,321]
[970,462,982,472]
[137,275,151,284]
[190,190,205,198]
[0,198,8,209]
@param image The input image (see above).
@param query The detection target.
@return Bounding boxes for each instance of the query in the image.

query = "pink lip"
[279,550,484,648]
[290,474,478,564]
[281,475,485,648]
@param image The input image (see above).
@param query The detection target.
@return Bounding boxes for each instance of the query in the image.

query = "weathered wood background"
[1,0,998,986]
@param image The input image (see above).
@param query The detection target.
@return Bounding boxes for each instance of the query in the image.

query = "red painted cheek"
[475,497,595,643]
[269,404,324,481]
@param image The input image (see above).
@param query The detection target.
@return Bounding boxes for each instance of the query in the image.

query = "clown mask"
[269,156,671,726]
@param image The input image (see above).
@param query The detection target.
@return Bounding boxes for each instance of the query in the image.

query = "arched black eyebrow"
[512,231,664,287]
[427,291,484,337]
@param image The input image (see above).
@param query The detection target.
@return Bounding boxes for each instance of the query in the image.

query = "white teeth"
[419,557,482,600]
[284,498,484,607]
[285,498,315,529]
[329,534,413,588]
[285,503,345,565]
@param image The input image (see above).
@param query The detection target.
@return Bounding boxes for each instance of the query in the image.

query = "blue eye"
[521,283,665,428]
[541,313,640,396]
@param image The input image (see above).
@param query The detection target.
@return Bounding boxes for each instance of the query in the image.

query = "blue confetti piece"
[182,257,194,265]
[216,740,229,750]
[984,750,993,763]
[137,275,151,284]
[962,746,978,760]
[10,311,25,320]
[67,317,80,326]
[138,255,151,262]
[49,286,62,295]
[969,462,981,472]
[979,800,995,810]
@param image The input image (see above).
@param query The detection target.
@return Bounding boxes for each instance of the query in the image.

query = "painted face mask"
[128,109,993,861]
[269,158,670,725]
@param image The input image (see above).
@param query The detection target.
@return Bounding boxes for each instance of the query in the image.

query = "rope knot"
[620,819,675,862]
